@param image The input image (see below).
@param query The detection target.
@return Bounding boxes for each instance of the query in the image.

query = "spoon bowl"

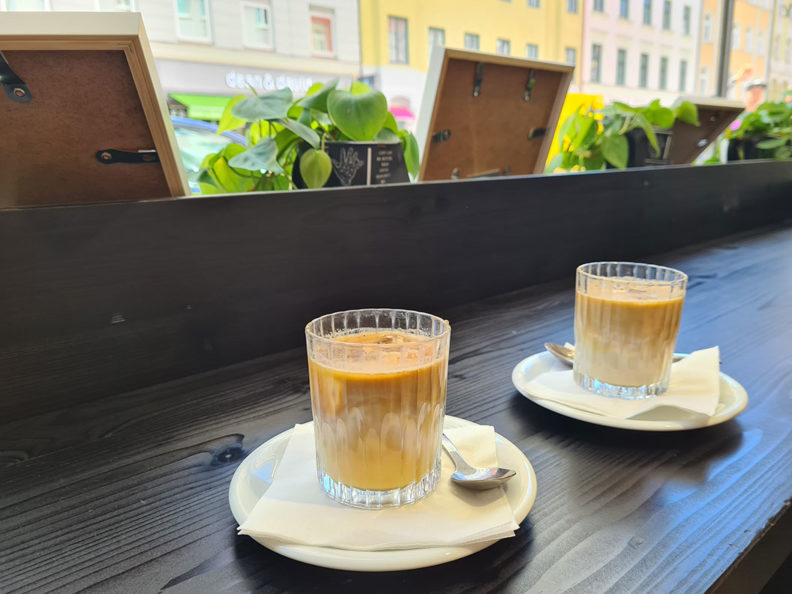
[442,434,516,490]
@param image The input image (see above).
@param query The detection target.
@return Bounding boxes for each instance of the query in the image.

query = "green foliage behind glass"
[198,80,420,194]
[547,99,700,173]
[725,92,792,161]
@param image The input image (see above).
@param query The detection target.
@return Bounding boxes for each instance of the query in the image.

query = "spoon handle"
[441,434,477,474]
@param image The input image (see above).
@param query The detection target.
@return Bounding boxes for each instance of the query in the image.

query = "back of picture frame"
[0,12,189,208]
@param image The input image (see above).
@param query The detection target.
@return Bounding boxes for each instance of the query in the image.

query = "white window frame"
[95,0,139,10]
[310,7,336,58]
[496,38,511,55]
[565,46,576,65]
[703,13,712,43]
[683,5,691,36]
[756,31,765,56]
[388,16,409,64]
[525,43,539,59]
[174,0,213,44]
[464,33,479,51]
[241,1,274,51]
[732,25,741,51]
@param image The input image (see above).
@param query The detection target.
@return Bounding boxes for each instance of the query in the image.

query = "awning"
[169,94,233,121]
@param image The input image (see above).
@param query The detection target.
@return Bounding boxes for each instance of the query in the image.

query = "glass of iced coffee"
[305,309,451,509]
[574,262,687,399]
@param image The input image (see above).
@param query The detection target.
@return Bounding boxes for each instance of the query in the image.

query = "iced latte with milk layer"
[305,309,450,509]
[573,263,687,399]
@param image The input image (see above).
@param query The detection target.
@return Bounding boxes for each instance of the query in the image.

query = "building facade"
[581,0,702,105]
[697,0,792,106]
[0,0,361,119]
[359,0,584,127]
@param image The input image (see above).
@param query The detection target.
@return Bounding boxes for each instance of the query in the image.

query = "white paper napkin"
[238,422,519,550]
[523,347,721,419]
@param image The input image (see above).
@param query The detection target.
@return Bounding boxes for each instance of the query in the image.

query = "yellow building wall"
[360,0,583,85]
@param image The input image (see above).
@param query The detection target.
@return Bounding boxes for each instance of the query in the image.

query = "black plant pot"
[625,127,673,167]
[726,137,775,161]
[293,140,409,189]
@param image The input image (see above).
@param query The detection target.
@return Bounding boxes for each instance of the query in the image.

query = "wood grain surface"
[2,221,791,593]
[2,161,792,424]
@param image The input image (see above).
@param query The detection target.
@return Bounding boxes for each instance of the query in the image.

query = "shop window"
[311,8,334,57]
[242,2,273,50]
[6,0,48,8]
[388,16,409,64]
[464,33,479,51]
[176,0,211,42]
[496,38,510,55]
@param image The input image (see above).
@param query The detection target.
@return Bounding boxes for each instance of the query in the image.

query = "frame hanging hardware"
[432,129,451,144]
[96,149,160,165]
[473,62,485,97]
[0,50,32,104]
[524,69,536,101]
[527,128,546,140]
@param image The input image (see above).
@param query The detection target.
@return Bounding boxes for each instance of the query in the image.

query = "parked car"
[170,116,246,193]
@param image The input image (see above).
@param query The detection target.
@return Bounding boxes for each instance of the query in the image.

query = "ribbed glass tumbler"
[573,262,687,399]
[305,309,451,509]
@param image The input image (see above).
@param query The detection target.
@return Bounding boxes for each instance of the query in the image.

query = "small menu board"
[667,97,744,165]
[416,47,573,181]
[0,12,188,208]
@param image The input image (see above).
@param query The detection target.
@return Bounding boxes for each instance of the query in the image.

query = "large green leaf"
[278,118,320,148]
[228,138,282,173]
[327,89,388,141]
[349,81,372,95]
[374,127,400,142]
[647,106,674,129]
[200,144,256,194]
[633,112,660,155]
[556,112,575,151]
[299,148,333,188]
[231,88,293,121]
[399,130,420,177]
[382,111,399,133]
[298,78,339,112]
[545,153,563,173]
[756,137,788,149]
[600,134,629,169]
[674,100,700,126]
[217,95,247,133]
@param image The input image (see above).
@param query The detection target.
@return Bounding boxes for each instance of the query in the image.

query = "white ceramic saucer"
[512,351,748,431]
[228,415,537,572]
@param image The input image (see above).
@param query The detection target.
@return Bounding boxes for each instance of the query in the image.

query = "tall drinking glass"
[305,309,451,509]
[574,262,687,399]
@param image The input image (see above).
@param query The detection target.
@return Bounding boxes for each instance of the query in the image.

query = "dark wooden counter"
[1,223,791,593]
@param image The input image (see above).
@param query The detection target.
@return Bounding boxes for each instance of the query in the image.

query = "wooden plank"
[1,161,791,421]
[1,223,791,592]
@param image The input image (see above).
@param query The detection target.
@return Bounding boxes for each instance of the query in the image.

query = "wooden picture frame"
[667,96,744,165]
[416,47,573,181]
[0,12,189,208]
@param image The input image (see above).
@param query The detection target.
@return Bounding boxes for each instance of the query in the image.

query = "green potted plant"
[197,80,420,194]
[547,99,699,172]
[725,92,792,161]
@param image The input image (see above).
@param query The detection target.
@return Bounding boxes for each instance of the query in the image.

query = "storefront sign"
[225,71,314,94]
